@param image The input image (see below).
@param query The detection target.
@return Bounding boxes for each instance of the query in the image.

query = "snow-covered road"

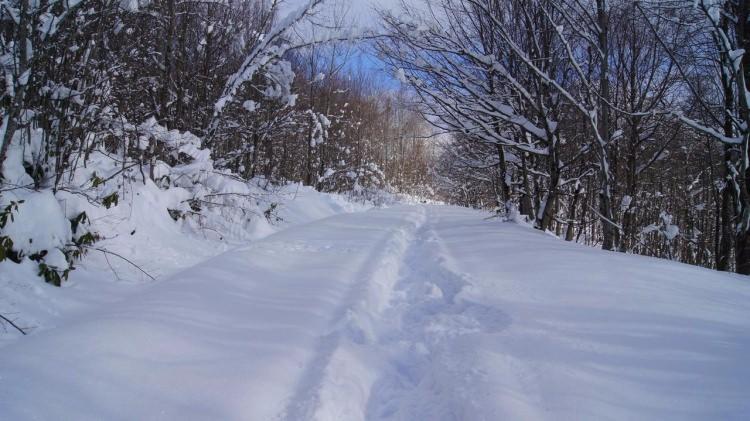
[1,205,749,420]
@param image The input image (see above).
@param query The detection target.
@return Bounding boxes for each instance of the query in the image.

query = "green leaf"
[102,192,119,209]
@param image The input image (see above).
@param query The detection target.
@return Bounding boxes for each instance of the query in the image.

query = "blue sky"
[282,0,407,88]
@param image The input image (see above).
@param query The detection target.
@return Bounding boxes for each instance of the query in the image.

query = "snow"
[243,100,259,112]
[620,194,632,211]
[213,0,321,117]
[1,190,71,258]
[394,68,407,83]
[1,205,749,420]
[0,181,368,348]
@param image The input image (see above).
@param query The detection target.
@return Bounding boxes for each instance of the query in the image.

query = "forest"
[2,2,750,418]
[0,0,748,283]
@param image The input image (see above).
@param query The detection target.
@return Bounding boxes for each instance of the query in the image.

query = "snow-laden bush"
[0,113,288,286]
[0,191,100,286]
[0,130,103,286]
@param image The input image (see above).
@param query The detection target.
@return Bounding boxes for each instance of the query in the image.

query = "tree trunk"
[0,0,30,179]
[597,0,617,251]
[496,144,512,215]
[539,143,560,231]
[519,151,534,219]
[160,0,177,129]
[566,184,582,241]
[734,0,750,274]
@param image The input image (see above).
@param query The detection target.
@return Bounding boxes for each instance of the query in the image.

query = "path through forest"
[1,205,749,420]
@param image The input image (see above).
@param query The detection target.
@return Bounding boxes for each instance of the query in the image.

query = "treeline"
[0,0,431,284]
[379,0,750,273]
[0,0,431,193]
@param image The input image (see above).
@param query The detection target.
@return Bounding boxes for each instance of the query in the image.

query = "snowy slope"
[1,205,749,420]
[0,183,367,348]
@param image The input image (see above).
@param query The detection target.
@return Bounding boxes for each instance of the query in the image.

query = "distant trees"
[0,0,432,285]
[3,0,743,280]
[379,0,749,273]
[637,0,750,273]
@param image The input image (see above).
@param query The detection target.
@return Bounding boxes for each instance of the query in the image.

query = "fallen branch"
[0,313,28,335]
[86,246,156,281]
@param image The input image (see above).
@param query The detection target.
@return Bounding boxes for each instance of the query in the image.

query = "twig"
[86,247,156,281]
[102,250,121,281]
[0,313,28,335]
[588,205,623,232]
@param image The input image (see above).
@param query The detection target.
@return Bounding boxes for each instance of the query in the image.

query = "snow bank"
[0,176,369,347]
[0,111,381,346]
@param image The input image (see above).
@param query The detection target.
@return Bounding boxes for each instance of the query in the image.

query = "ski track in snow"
[284,206,514,421]
[363,210,513,421]
[280,206,427,420]
[1,205,750,420]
